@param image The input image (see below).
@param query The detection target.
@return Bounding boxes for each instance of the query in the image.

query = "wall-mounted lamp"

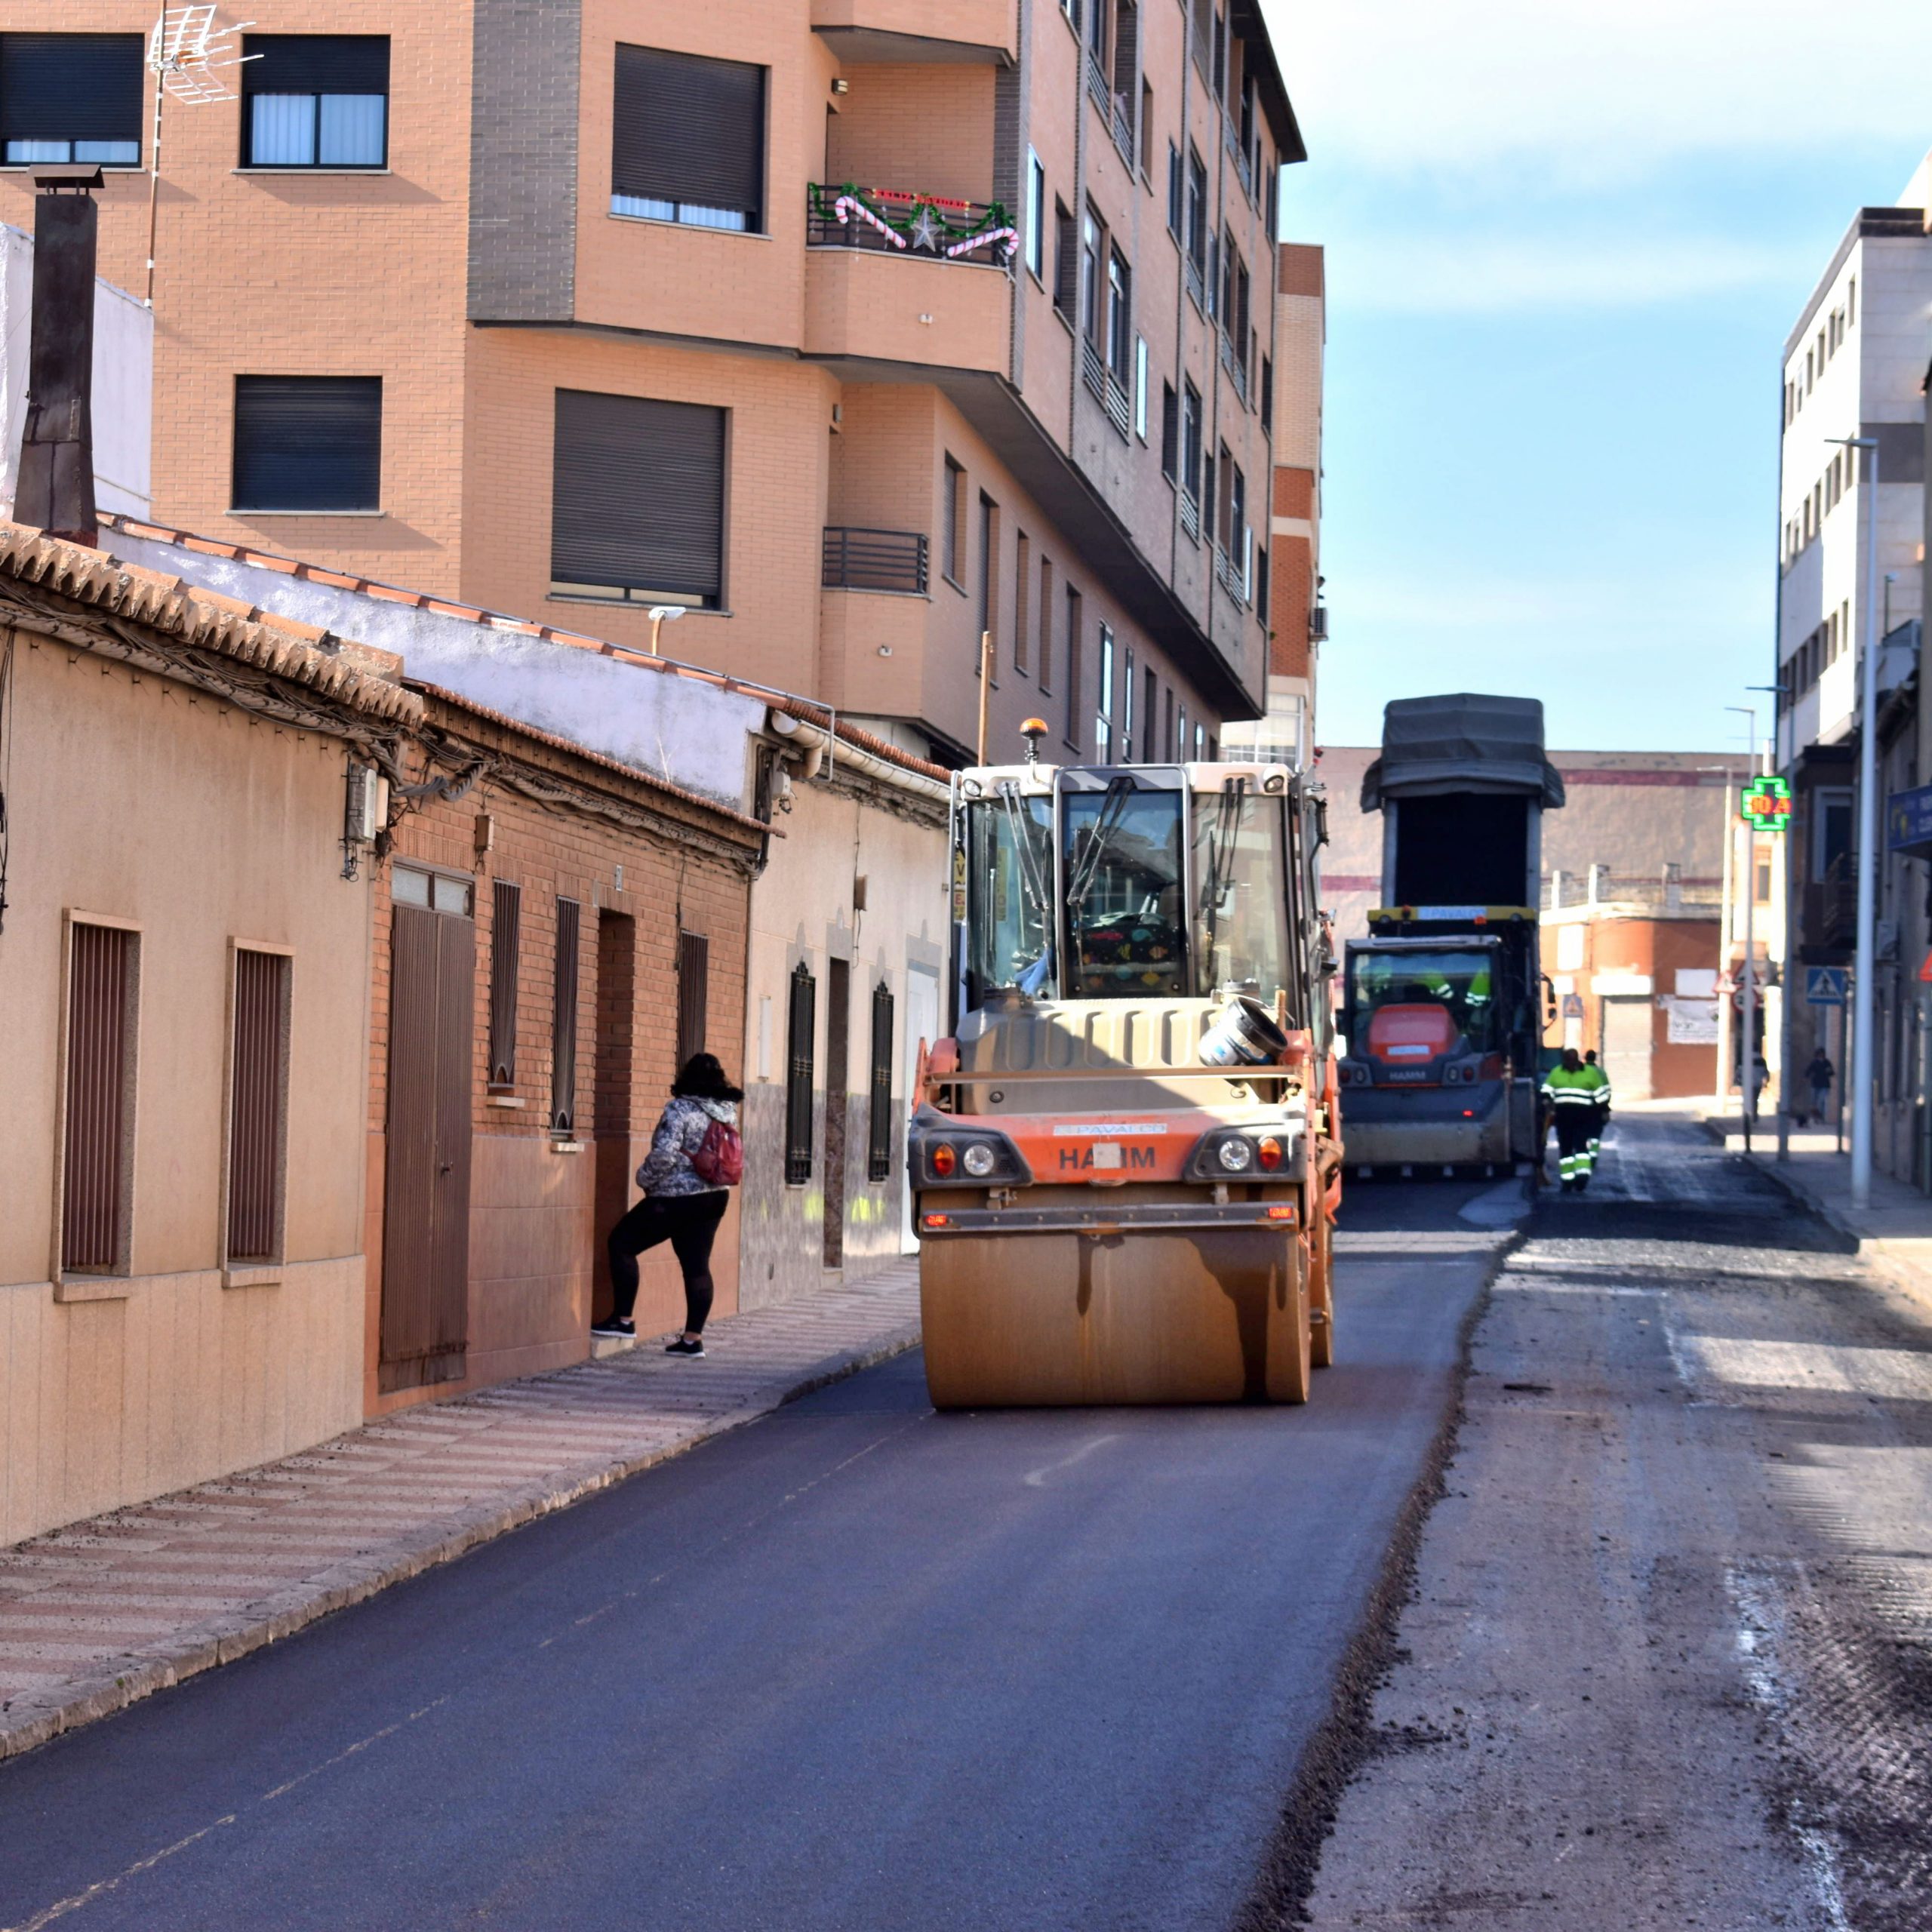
[647,604,687,656]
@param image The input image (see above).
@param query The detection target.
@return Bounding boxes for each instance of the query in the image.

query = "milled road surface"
[1293,1110,1932,1932]
[0,1205,1503,1932]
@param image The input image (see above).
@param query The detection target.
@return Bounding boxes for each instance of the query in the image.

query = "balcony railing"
[1183,252,1206,312]
[1220,328,1248,405]
[1086,51,1112,117]
[1179,488,1201,540]
[823,526,929,595]
[1226,123,1255,200]
[1214,542,1249,605]
[806,183,1016,266]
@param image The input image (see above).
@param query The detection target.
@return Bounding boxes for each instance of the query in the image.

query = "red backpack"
[691,1116,743,1188]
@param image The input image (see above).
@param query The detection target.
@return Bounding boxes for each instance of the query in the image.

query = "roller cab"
[915,756,1338,1407]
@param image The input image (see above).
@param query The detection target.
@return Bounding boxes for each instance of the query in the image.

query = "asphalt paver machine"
[1339,694,1564,1174]
[909,738,1340,1407]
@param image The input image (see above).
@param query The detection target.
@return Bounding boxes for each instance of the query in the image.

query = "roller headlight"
[961,1143,998,1178]
[1217,1137,1255,1173]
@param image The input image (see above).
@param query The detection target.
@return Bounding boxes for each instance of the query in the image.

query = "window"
[1814,788,1853,883]
[232,376,382,513]
[1097,622,1115,758]
[1177,702,1189,761]
[611,44,764,231]
[943,456,964,585]
[977,493,999,665]
[1054,200,1078,316]
[1211,7,1226,97]
[866,983,894,1183]
[1122,645,1135,752]
[1185,148,1208,279]
[487,881,521,1088]
[1181,381,1202,503]
[1261,354,1273,426]
[1014,532,1032,673]
[551,897,581,1135]
[226,949,291,1264]
[1081,209,1104,344]
[1232,463,1247,587]
[785,963,816,1184]
[1064,586,1083,744]
[1256,542,1269,620]
[1162,685,1175,761]
[1026,147,1045,277]
[1160,381,1178,479]
[551,389,725,606]
[1134,335,1149,438]
[1143,666,1157,761]
[242,36,388,168]
[1189,0,1212,78]
[1038,556,1054,692]
[0,33,142,165]
[1107,250,1132,381]
[1140,78,1153,176]
[60,921,138,1275]
[676,930,709,1069]
[1167,143,1183,235]
[392,866,472,915]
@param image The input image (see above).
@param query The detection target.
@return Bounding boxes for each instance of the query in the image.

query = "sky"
[1263,0,1932,754]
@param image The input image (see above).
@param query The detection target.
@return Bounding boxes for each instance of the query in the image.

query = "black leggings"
[607,1191,728,1331]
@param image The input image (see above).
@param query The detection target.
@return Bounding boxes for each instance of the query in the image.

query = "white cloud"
[1266,0,1932,185]
[1328,232,1801,312]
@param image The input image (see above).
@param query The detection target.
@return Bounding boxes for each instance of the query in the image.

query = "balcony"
[1183,253,1206,313]
[823,526,928,596]
[807,184,1015,266]
[812,0,1015,63]
[1219,328,1249,405]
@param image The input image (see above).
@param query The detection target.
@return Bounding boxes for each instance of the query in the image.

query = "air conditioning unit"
[1309,605,1329,641]
[343,761,389,859]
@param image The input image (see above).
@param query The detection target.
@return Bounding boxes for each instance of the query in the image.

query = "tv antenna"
[144,8,256,305]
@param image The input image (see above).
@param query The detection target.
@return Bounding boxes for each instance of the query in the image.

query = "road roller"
[911,733,1342,1407]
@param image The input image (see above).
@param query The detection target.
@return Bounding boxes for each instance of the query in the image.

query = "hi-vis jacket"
[1542,1064,1611,1109]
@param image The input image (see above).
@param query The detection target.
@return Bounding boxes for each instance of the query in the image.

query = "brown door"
[592,912,636,1321]
[823,957,849,1269]
[380,902,475,1392]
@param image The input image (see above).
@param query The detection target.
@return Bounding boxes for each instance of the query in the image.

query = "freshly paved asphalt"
[0,1194,1501,1932]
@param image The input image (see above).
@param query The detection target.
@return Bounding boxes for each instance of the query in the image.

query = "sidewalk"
[1703,1112,1932,1300]
[0,1261,921,1763]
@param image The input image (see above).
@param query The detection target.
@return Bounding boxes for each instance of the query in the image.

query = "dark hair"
[672,1051,743,1103]
[1561,1048,1582,1072]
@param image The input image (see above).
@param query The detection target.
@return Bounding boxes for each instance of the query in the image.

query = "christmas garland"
[808,182,1017,263]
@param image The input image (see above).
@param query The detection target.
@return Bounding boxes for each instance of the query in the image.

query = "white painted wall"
[0,222,152,521]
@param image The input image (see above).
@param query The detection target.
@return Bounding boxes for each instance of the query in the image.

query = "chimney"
[15,168,102,548]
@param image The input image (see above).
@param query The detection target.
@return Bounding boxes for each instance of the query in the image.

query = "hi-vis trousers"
[1554,1106,1595,1183]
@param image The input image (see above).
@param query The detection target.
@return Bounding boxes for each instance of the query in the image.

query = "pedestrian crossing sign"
[1804,967,1847,1005]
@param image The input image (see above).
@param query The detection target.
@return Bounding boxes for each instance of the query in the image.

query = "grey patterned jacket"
[635,1096,737,1197]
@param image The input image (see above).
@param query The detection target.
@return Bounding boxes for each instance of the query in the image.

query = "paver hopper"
[912,749,1340,1407]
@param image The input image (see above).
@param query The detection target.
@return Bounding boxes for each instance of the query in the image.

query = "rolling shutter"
[785,964,816,1186]
[487,881,520,1088]
[552,897,581,1135]
[611,44,764,227]
[551,388,725,602]
[233,376,382,512]
[676,931,709,1069]
[0,34,143,143]
[242,34,390,96]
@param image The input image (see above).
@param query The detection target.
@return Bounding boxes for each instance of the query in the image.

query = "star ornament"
[908,204,944,251]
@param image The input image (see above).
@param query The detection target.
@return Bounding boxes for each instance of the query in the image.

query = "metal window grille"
[227,949,290,1263]
[551,897,580,1134]
[821,526,928,594]
[61,922,136,1272]
[487,880,521,1087]
[676,929,709,1069]
[867,983,894,1183]
[785,962,817,1185]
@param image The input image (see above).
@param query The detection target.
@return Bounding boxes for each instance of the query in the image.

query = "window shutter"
[552,897,580,1134]
[551,389,725,602]
[62,923,137,1272]
[228,950,290,1263]
[233,376,382,512]
[676,930,709,1069]
[242,35,389,96]
[866,984,894,1183]
[0,34,143,143]
[612,44,764,226]
[785,964,816,1185]
[487,881,521,1087]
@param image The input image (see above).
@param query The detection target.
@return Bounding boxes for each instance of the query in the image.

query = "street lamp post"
[1830,435,1881,1210]
[1727,707,1758,1148]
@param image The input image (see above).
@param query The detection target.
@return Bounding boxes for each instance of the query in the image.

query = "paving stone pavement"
[0,1262,921,1763]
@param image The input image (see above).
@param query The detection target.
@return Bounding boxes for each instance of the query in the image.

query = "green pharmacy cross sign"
[1740,776,1792,831]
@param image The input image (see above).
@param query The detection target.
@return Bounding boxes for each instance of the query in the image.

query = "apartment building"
[1774,150,1932,1182]
[0,2,1300,766]
[1223,239,1321,768]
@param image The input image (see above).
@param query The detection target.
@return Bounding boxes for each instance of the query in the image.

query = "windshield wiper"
[1198,778,1248,989]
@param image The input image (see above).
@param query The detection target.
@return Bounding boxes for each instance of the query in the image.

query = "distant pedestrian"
[593,1053,743,1356]
[1804,1047,1835,1128]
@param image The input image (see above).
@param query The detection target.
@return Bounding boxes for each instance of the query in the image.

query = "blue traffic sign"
[1805,967,1847,1006]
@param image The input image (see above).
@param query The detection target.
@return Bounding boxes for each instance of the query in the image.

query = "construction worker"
[1542,1048,1611,1192]
[1583,1049,1608,1162]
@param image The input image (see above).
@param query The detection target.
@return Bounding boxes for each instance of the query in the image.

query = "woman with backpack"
[592,1052,743,1356]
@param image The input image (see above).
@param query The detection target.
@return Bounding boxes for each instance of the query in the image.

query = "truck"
[909,733,1340,1407]
[1337,694,1564,1176]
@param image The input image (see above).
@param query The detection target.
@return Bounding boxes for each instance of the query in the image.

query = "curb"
[0,1319,921,1765]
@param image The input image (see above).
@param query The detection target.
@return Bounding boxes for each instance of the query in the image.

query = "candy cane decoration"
[946,226,1017,260]
[832,195,907,248]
